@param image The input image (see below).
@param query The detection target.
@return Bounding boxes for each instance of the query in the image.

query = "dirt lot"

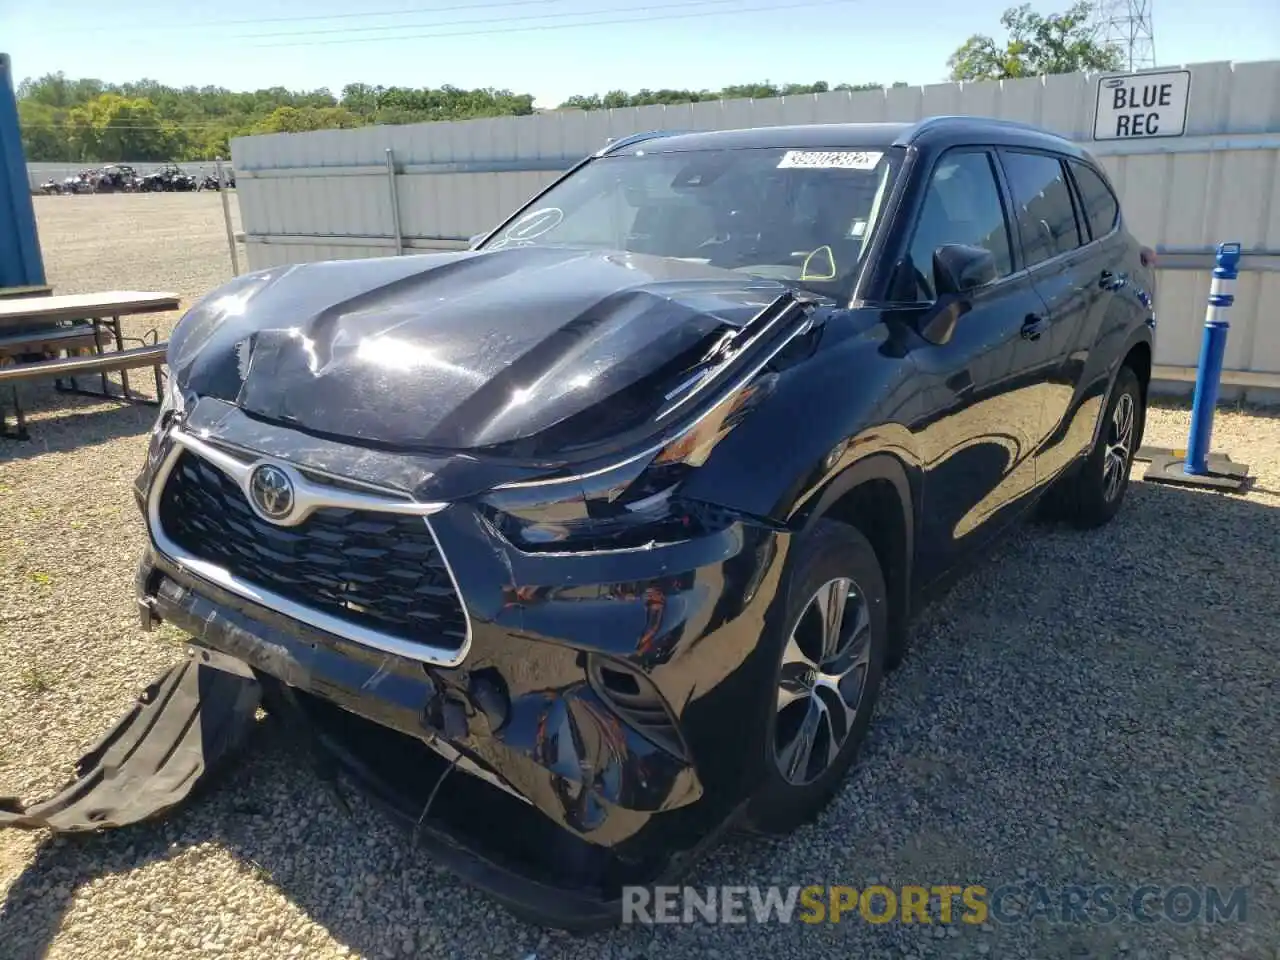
[25,191,242,350]
[1,193,1277,960]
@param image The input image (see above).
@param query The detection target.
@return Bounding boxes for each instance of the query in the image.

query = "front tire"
[1044,364,1145,528]
[743,519,887,835]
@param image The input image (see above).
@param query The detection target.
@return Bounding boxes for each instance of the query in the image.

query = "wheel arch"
[1122,338,1152,398]
[1091,326,1153,449]
[1122,338,1152,447]
[795,453,916,666]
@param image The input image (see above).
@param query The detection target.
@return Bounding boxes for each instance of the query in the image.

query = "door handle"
[1021,313,1049,341]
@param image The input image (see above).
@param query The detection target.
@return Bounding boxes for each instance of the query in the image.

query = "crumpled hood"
[169,247,793,454]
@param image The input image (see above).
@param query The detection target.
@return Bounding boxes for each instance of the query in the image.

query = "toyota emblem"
[249,464,295,520]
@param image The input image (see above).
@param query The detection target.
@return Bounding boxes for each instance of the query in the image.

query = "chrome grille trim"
[171,429,447,526]
[147,427,472,666]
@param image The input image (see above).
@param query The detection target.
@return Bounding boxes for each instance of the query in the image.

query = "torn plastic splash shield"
[0,650,261,833]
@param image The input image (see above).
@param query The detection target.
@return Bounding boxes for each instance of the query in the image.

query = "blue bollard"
[1138,240,1250,491]
[1183,242,1241,476]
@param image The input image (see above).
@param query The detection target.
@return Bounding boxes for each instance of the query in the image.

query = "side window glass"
[1068,160,1120,240]
[902,150,1013,301]
[1000,151,1083,266]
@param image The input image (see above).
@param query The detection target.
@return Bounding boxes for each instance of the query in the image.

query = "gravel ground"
[2,193,1277,959]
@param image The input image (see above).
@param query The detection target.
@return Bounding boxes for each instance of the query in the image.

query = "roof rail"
[908,115,1059,140]
[594,129,692,157]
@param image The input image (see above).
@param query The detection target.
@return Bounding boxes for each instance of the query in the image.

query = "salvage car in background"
[4,118,1156,929]
[139,162,198,192]
[94,164,140,192]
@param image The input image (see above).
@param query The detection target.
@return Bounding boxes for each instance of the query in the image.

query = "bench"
[0,344,168,383]
[0,290,179,440]
[0,344,169,439]
[0,324,102,358]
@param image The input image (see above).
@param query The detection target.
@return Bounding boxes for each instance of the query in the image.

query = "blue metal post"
[0,53,46,288]
[1183,242,1241,476]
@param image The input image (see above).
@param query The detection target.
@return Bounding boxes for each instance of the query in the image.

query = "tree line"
[17,77,907,163]
[559,81,905,112]
[17,76,541,163]
[18,2,1118,163]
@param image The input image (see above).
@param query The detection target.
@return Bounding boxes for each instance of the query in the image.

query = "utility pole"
[1094,0,1157,72]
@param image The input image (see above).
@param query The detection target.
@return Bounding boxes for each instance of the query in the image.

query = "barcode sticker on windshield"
[777,150,883,170]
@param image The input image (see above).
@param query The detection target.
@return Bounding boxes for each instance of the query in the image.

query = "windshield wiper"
[657,292,814,421]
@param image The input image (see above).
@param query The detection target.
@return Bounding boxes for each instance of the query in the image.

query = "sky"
[3,0,1278,109]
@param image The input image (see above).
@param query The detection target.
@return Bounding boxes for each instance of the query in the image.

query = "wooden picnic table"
[0,290,179,326]
[0,290,181,440]
[0,285,53,300]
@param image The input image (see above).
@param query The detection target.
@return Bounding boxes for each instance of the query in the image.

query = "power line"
[57,0,585,32]
[20,0,862,130]
[21,116,243,130]
[240,0,746,40]
[59,0,855,42]
[254,0,859,48]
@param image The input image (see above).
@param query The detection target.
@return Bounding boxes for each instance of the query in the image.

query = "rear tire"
[1042,365,1144,529]
[743,519,887,835]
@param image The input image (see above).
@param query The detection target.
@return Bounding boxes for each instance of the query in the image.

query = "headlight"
[148,370,186,468]
[140,369,183,509]
[484,457,692,550]
[479,374,775,552]
[153,371,187,437]
[158,372,185,419]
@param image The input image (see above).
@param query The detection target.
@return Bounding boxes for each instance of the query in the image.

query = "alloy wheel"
[1103,391,1136,503]
[773,577,873,786]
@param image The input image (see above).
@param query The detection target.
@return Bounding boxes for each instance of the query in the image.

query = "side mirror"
[932,243,997,297]
[916,244,995,347]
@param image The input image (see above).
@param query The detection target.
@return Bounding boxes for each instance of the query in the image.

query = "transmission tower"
[1094,0,1156,71]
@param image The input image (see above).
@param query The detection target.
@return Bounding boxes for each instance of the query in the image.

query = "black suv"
[132,117,1155,926]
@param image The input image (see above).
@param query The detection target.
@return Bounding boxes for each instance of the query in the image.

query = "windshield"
[478,145,897,298]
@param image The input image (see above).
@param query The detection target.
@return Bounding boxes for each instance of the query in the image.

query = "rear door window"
[901,149,1013,301]
[999,151,1084,267]
[1068,160,1120,241]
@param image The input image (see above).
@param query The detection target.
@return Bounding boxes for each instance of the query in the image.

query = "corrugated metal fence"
[230,60,1280,392]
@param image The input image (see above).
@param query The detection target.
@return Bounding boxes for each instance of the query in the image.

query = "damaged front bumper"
[6,398,789,928]
[126,491,785,926]
[132,546,713,928]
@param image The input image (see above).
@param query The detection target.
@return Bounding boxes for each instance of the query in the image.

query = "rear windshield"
[479,146,898,298]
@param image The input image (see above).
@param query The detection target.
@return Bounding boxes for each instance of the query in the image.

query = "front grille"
[158,451,467,647]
